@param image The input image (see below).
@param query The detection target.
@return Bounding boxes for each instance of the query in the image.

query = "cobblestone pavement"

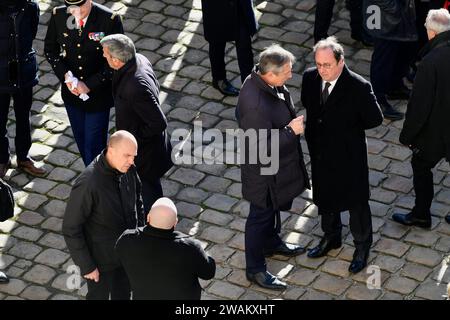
[0,0,449,300]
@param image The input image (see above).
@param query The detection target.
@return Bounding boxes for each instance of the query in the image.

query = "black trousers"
[370,39,415,104]
[245,202,284,274]
[208,23,254,83]
[0,87,33,163]
[141,177,163,215]
[320,202,373,251]
[410,153,443,219]
[86,267,131,300]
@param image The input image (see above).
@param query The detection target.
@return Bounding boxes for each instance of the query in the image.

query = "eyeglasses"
[316,63,335,70]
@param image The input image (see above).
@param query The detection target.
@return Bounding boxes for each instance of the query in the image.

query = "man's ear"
[174,218,178,228]
[147,214,151,225]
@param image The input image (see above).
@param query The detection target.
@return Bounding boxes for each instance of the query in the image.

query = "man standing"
[393,9,450,228]
[44,0,123,166]
[301,37,383,274]
[201,0,257,96]
[100,34,173,213]
[63,130,145,300]
[0,0,46,177]
[237,44,310,290]
[115,197,216,300]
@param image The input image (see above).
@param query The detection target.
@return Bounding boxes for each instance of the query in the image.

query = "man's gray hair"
[313,36,345,62]
[100,34,136,63]
[425,9,450,34]
[258,44,296,75]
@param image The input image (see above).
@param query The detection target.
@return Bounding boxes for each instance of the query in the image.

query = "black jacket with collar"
[115,225,216,300]
[62,151,145,275]
[400,30,450,162]
[302,65,383,213]
[112,53,173,182]
[44,2,123,112]
[237,68,310,210]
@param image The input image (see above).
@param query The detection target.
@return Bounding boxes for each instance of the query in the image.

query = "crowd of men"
[0,0,449,299]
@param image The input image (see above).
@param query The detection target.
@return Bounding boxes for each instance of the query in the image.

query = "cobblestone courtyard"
[0,0,449,300]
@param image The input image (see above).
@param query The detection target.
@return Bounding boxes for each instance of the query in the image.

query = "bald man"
[63,130,145,300]
[115,197,216,300]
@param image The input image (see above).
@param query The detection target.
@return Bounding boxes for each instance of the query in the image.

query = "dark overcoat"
[400,30,450,163]
[301,65,383,213]
[201,0,258,42]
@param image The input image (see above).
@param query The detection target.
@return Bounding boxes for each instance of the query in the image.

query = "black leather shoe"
[307,237,342,258]
[0,160,10,178]
[264,242,306,257]
[392,212,431,229]
[445,214,450,224]
[386,86,411,100]
[212,79,240,96]
[0,271,9,284]
[246,271,287,291]
[349,248,369,274]
[380,103,404,121]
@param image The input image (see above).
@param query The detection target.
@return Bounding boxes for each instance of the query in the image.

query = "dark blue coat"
[201,0,258,42]
[0,0,39,93]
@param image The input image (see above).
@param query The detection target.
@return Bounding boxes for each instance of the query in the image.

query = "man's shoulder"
[92,2,121,21]
[345,67,370,88]
[52,5,66,16]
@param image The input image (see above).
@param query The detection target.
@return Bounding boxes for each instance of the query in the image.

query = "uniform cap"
[65,0,87,6]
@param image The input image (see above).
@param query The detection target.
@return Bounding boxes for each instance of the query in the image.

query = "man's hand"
[288,115,305,135]
[84,268,100,282]
[64,72,79,96]
[77,81,90,94]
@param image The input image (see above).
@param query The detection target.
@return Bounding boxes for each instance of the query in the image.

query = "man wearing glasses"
[301,37,383,274]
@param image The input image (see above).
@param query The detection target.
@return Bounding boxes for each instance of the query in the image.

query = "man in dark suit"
[115,197,216,300]
[0,0,46,177]
[100,34,173,214]
[301,37,383,274]
[63,130,145,300]
[237,44,310,290]
[201,0,257,96]
[44,0,123,166]
[393,9,450,228]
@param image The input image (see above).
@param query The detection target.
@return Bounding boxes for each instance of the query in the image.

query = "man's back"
[115,225,216,300]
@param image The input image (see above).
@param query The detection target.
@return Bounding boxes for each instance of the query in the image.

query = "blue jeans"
[65,104,110,166]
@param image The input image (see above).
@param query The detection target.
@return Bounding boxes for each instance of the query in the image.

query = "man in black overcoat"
[301,37,383,274]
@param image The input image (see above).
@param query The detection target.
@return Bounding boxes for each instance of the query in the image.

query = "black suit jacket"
[44,2,123,112]
[301,65,383,213]
[115,225,216,300]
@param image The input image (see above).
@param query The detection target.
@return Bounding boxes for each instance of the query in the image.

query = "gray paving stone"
[0,234,16,250]
[51,273,75,293]
[200,226,234,244]
[8,241,42,260]
[176,201,203,219]
[374,238,410,258]
[404,229,440,247]
[384,276,419,295]
[168,107,198,123]
[370,188,397,204]
[286,268,319,286]
[16,211,45,226]
[368,155,390,171]
[12,226,43,242]
[380,221,409,240]
[16,193,47,211]
[23,264,56,285]
[382,175,413,194]
[401,263,432,282]
[20,285,52,300]
[198,176,232,193]
[227,269,251,287]
[28,144,53,161]
[161,178,181,198]
[34,249,70,268]
[241,290,269,300]
[345,285,382,300]
[295,254,327,270]
[176,187,209,204]
[38,233,66,250]
[42,200,66,218]
[406,247,442,267]
[382,145,411,161]
[300,289,335,300]
[207,281,245,300]
[227,233,245,251]
[175,95,206,111]
[0,254,16,270]
[24,178,57,195]
[372,255,404,273]
[436,189,450,204]
[170,167,205,186]
[312,274,352,296]
[195,164,227,176]
[44,150,78,167]
[414,280,448,300]
[206,244,235,264]
[47,184,72,200]
[12,258,32,269]
[0,279,27,295]
[41,217,63,233]
[321,259,351,278]
[47,167,77,182]
[51,294,79,300]
[229,251,246,269]
[175,218,201,236]
[199,209,234,226]
[204,194,238,212]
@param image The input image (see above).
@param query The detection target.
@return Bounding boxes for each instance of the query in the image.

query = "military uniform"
[44,2,123,166]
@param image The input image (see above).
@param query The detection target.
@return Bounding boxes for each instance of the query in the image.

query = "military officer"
[44,0,123,166]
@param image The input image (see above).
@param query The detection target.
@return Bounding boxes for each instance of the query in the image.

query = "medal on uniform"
[88,32,105,42]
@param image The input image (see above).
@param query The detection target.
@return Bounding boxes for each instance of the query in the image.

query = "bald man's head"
[106,130,138,173]
[147,197,178,230]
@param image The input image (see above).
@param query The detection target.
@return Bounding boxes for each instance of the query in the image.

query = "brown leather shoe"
[17,159,46,176]
[0,160,11,178]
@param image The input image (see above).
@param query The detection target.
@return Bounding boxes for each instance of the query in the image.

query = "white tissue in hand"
[64,71,90,101]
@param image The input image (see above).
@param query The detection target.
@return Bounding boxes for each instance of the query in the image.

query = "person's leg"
[371,39,398,104]
[86,271,112,300]
[83,109,110,166]
[0,93,11,164]
[245,202,276,273]
[349,202,373,251]
[321,210,342,241]
[110,267,131,300]
[65,104,87,165]
[208,41,227,82]
[235,23,254,83]
[12,87,32,162]
[314,0,335,43]
[141,178,163,215]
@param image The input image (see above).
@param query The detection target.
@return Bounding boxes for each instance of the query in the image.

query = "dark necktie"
[322,82,331,105]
